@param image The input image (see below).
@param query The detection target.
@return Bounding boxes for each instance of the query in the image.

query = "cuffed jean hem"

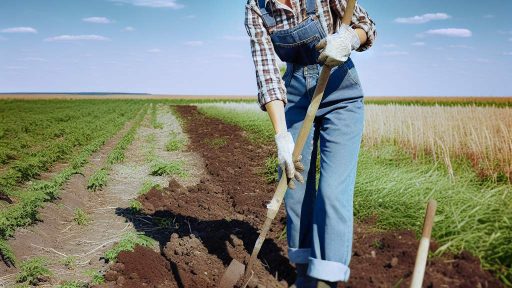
[288,248,311,264]
[308,257,350,282]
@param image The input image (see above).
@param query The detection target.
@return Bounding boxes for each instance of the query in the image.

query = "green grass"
[150,103,164,129]
[198,104,512,284]
[16,257,52,285]
[129,199,143,213]
[103,232,156,262]
[166,137,185,152]
[150,160,186,177]
[144,133,158,162]
[263,156,279,183]
[84,269,105,285]
[87,169,108,191]
[0,239,15,266]
[73,208,90,226]
[60,255,77,270]
[139,180,160,195]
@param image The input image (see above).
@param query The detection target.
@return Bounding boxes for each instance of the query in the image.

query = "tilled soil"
[102,105,503,288]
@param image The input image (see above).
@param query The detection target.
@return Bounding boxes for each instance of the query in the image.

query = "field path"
[0,105,204,287]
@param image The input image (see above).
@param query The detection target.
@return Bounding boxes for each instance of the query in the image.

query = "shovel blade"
[219,259,245,288]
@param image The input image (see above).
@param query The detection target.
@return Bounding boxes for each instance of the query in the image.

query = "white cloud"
[147,48,161,53]
[483,14,495,19]
[4,65,27,70]
[222,35,249,42]
[124,26,135,31]
[184,40,204,47]
[394,13,450,24]
[476,58,491,63]
[412,42,426,46]
[83,17,113,24]
[110,0,183,9]
[424,28,472,38]
[504,52,512,56]
[45,35,110,42]
[448,44,474,49]
[184,14,196,19]
[1,27,37,34]
[382,43,397,48]
[383,51,409,56]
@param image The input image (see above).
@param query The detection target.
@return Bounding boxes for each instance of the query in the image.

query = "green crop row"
[197,104,512,284]
[87,105,149,191]
[0,101,147,265]
[0,100,144,197]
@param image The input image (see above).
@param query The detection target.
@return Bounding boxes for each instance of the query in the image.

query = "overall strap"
[305,0,317,16]
[258,0,277,28]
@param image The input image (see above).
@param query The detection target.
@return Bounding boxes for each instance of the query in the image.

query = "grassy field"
[198,102,512,284]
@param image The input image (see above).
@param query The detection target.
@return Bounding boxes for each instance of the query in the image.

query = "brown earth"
[101,105,503,288]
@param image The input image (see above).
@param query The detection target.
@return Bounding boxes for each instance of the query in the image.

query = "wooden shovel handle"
[410,199,437,288]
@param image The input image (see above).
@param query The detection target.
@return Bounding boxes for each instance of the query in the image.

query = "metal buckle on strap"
[258,0,277,28]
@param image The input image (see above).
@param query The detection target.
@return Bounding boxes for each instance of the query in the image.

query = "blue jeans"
[281,59,365,282]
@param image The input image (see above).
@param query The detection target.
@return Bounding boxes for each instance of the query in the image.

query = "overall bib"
[259,0,365,282]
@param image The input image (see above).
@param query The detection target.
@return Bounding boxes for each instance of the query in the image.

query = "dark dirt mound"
[98,246,176,288]
[101,105,502,288]
[344,220,502,287]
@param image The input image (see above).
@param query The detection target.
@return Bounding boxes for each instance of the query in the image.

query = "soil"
[99,105,503,288]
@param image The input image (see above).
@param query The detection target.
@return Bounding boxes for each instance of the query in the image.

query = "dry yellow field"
[364,104,512,182]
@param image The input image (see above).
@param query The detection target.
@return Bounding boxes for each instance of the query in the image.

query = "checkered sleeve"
[331,0,377,52]
[245,2,287,111]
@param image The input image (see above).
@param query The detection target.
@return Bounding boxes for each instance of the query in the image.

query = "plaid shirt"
[245,0,376,110]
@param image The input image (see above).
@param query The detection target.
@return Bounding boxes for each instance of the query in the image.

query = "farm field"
[0,98,510,287]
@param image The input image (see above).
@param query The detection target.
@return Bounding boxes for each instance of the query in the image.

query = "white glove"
[275,132,304,189]
[316,24,360,66]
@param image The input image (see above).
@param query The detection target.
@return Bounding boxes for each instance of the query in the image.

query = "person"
[245,0,376,287]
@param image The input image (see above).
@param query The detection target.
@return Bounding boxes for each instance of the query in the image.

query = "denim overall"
[259,0,365,282]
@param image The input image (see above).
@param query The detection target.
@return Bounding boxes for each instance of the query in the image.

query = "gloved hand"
[316,24,360,66]
[275,131,305,189]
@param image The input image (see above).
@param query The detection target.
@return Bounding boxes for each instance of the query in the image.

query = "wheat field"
[363,104,512,182]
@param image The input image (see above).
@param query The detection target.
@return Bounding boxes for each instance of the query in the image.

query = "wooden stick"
[410,199,437,288]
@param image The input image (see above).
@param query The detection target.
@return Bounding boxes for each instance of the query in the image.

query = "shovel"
[219,0,357,286]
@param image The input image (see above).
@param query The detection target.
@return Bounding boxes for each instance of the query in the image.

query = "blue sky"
[0,0,511,96]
